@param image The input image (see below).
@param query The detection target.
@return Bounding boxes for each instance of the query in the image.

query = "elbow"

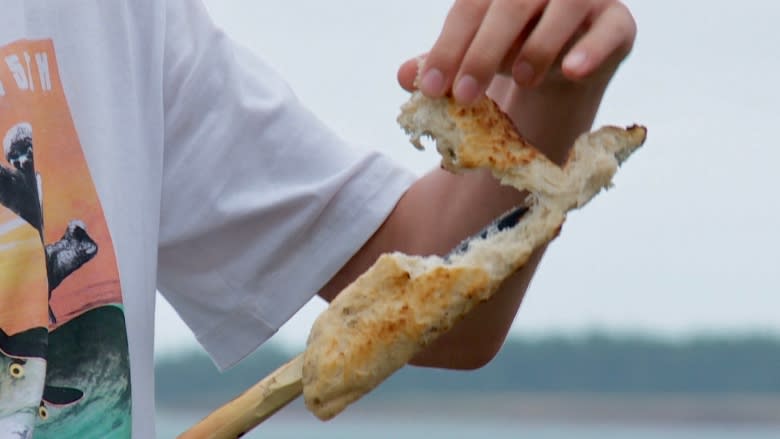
[450,337,505,370]
[410,334,506,371]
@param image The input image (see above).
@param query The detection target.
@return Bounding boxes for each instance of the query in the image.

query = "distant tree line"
[155,333,780,409]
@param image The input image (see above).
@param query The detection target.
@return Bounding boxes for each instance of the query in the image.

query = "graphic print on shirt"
[0,40,131,438]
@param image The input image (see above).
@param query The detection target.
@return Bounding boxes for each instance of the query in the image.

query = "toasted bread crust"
[447,97,547,173]
[303,254,492,420]
[397,94,554,174]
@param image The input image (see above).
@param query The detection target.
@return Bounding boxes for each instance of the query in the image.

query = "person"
[0,0,636,437]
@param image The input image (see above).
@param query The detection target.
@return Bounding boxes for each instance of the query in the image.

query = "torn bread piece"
[397,91,647,210]
[302,92,647,421]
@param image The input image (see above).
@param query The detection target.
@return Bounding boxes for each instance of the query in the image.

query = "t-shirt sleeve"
[157,0,416,370]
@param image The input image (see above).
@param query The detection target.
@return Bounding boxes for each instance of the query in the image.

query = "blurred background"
[155,1,780,437]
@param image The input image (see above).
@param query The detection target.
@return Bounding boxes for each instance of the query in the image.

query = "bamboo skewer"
[177,354,304,439]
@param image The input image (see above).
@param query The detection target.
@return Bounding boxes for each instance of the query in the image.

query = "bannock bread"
[302,92,647,420]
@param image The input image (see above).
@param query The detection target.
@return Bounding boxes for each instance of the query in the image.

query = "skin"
[319,0,637,370]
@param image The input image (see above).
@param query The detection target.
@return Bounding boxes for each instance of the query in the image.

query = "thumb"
[397,54,426,92]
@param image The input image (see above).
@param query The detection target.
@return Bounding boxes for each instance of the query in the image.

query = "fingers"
[561,2,636,80]
[452,0,544,103]
[408,0,636,103]
[398,55,424,92]
[513,1,590,86]
[419,0,491,98]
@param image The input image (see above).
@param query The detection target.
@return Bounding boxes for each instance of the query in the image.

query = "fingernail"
[513,61,535,85]
[420,68,445,96]
[563,51,588,73]
[453,75,479,104]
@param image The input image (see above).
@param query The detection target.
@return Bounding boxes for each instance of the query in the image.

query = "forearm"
[409,74,615,368]
[319,167,526,301]
[319,166,530,369]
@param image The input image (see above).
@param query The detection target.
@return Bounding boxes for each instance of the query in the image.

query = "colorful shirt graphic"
[0,40,131,438]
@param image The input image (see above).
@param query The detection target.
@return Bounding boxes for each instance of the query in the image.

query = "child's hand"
[399,0,636,105]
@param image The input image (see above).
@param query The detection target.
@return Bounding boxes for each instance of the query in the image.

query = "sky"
[155,0,780,357]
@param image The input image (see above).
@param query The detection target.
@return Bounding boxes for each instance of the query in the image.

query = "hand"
[398,0,636,105]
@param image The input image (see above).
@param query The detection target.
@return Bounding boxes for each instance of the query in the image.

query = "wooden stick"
[177,354,304,439]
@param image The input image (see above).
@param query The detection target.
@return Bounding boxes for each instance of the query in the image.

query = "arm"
[319,0,636,369]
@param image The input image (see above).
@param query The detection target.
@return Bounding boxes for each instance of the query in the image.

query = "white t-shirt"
[0,0,414,437]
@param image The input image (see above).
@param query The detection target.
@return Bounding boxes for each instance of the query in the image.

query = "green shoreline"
[156,334,780,425]
[160,393,780,425]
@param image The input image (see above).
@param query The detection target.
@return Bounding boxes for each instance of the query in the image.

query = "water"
[158,411,780,439]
